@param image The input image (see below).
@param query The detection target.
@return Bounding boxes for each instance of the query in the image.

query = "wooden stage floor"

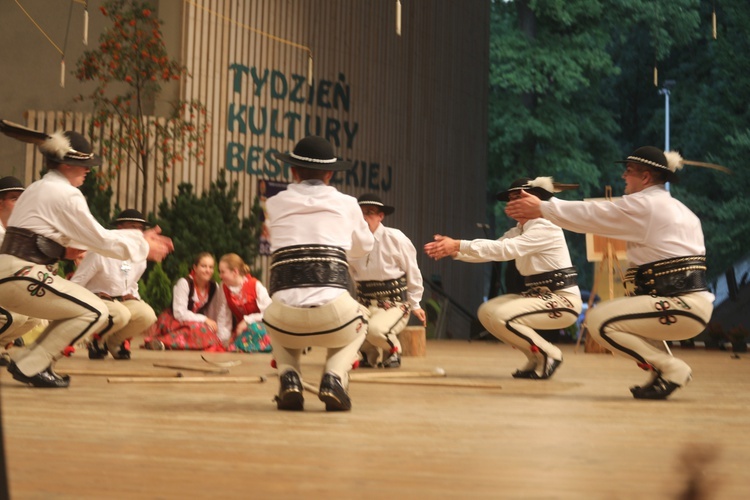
[2,340,749,499]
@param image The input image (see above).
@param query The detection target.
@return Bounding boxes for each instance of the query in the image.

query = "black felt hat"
[273,136,352,171]
[496,177,576,202]
[0,176,24,195]
[0,119,101,169]
[112,209,149,227]
[357,193,395,215]
[615,146,681,182]
[40,131,102,169]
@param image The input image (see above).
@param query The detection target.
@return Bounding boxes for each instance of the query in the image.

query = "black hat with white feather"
[496,177,578,202]
[0,119,101,169]
[615,145,731,183]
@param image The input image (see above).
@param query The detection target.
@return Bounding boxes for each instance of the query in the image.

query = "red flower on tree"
[74,0,209,211]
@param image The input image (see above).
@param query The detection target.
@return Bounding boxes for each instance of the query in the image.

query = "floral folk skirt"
[143,308,225,351]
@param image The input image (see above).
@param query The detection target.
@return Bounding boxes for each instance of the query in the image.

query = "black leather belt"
[269,244,350,295]
[524,267,578,292]
[0,226,65,265]
[357,275,407,302]
[625,255,708,296]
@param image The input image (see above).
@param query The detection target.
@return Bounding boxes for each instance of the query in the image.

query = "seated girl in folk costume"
[218,253,272,353]
[145,252,231,351]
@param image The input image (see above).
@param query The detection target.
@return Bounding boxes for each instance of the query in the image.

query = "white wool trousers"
[359,298,410,364]
[478,289,582,369]
[98,298,157,351]
[0,255,109,376]
[263,292,368,385]
[585,292,713,384]
[0,308,46,347]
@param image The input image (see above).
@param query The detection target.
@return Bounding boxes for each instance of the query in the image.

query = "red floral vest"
[222,274,260,323]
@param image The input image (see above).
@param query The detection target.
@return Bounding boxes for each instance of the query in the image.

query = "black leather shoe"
[0,353,10,367]
[358,351,375,368]
[275,371,304,411]
[630,372,658,392]
[541,357,563,379]
[50,367,71,383]
[381,351,401,369]
[512,369,540,379]
[87,337,109,360]
[631,376,681,400]
[8,362,70,388]
[318,373,351,411]
[111,341,131,360]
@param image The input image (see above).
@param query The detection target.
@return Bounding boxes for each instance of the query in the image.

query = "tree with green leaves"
[650,0,750,280]
[74,0,209,210]
[488,0,748,287]
[155,171,263,283]
[489,0,623,289]
[139,261,172,314]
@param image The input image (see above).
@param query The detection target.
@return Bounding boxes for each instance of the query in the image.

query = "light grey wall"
[0,0,183,178]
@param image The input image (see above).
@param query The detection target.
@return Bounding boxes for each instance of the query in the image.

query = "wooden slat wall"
[24,0,490,337]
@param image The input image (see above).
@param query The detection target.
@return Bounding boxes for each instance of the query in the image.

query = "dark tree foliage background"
[74,170,262,313]
[489,0,749,290]
[154,171,263,283]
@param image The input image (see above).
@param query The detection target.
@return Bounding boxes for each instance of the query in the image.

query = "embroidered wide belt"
[0,226,65,265]
[624,255,708,297]
[524,267,578,292]
[269,244,350,295]
[357,275,408,302]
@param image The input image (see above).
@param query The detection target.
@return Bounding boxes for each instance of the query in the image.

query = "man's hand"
[505,190,543,220]
[412,308,427,326]
[65,247,86,262]
[424,234,459,260]
[144,225,174,262]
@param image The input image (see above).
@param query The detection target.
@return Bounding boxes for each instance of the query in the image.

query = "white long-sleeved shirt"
[172,277,232,342]
[7,170,147,261]
[350,223,424,309]
[455,218,579,295]
[541,185,704,266]
[539,184,713,301]
[265,180,374,307]
[70,228,147,298]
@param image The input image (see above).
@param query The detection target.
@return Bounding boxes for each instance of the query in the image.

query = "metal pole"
[659,83,673,192]
[664,88,670,151]
[659,84,677,353]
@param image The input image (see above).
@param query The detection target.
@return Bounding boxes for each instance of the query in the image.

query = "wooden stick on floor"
[352,378,502,389]
[59,369,183,378]
[267,368,448,393]
[201,354,242,368]
[108,375,267,384]
[350,367,446,381]
[152,363,229,374]
[300,381,319,395]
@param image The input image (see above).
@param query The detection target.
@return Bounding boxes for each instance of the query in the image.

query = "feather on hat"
[616,146,730,182]
[0,119,101,168]
[496,177,578,202]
